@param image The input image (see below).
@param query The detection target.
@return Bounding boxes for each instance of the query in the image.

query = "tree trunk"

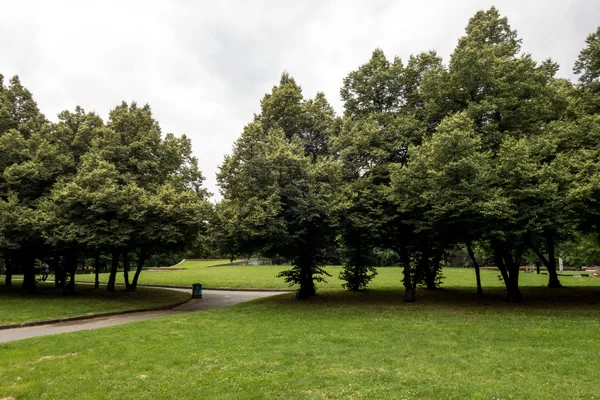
[123,250,132,290]
[297,259,315,300]
[67,266,76,294]
[411,245,428,293]
[4,255,12,287]
[425,249,443,290]
[493,242,518,303]
[20,254,36,294]
[58,266,67,291]
[48,257,60,288]
[94,253,101,289]
[400,247,415,302]
[531,240,563,288]
[107,248,120,293]
[131,249,147,290]
[66,252,78,294]
[506,268,522,303]
[466,241,483,297]
[504,246,524,303]
[424,266,437,290]
[350,243,362,292]
[545,233,563,288]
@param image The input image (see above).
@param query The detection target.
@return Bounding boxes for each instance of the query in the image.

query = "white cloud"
[1,0,597,200]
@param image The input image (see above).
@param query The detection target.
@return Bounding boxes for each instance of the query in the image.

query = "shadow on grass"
[258,286,600,311]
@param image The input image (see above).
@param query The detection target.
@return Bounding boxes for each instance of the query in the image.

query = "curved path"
[0,289,284,344]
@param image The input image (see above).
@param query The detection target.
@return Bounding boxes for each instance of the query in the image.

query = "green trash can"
[192,283,203,299]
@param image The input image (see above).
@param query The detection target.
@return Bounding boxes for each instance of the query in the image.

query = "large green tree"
[218,74,338,299]
[0,75,51,291]
[390,112,490,295]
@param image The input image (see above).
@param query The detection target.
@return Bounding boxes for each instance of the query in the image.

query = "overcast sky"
[1,0,598,200]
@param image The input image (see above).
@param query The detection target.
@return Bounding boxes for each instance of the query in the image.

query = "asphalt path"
[0,289,284,344]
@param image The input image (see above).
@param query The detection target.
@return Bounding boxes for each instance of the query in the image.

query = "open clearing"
[3,266,600,399]
[78,260,600,290]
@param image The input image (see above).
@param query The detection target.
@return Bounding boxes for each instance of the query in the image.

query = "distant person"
[41,262,49,281]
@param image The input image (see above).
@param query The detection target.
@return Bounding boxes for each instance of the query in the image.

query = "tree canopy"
[0,76,210,293]
[3,7,600,304]
[218,8,600,302]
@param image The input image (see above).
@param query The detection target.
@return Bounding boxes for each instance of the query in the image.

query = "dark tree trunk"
[536,263,540,274]
[466,241,483,297]
[351,243,361,292]
[131,249,147,290]
[123,250,132,290]
[60,253,76,295]
[493,241,522,303]
[506,266,522,303]
[20,254,36,294]
[504,246,524,303]
[48,257,61,288]
[94,253,101,289]
[545,233,563,288]
[400,247,415,302]
[58,261,67,291]
[424,267,436,290]
[4,255,12,287]
[67,267,76,294]
[412,245,428,292]
[66,252,78,294]
[297,258,315,300]
[424,249,443,290]
[531,238,563,288]
[107,248,120,293]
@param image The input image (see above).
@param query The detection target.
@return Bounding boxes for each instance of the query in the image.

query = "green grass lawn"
[1,287,600,399]
[77,259,600,291]
[0,283,190,325]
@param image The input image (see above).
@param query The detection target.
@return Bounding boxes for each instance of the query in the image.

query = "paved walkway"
[0,289,284,344]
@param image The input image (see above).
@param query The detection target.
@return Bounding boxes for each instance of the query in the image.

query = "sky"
[1,0,598,200]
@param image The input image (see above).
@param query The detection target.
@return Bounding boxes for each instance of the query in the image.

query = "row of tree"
[216,7,600,301]
[0,77,210,293]
[2,7,598,302]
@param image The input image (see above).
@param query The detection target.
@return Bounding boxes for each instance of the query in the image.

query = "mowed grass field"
[1,287,600,399]
[0,283,190,325]
[3,262,600,399]
[78,259,600,290]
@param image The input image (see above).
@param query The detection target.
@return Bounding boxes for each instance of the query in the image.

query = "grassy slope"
[0,284,190,325]
[78,259,600,290]
[1,288,600,399]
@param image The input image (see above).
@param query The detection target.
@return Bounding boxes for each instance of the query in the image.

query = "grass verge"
[0,283,190,325]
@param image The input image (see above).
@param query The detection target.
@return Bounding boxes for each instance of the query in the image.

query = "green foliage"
[217,73,339,299]
[574,26,600,88]
[0,75,210,293]
[338,260,377,292]
[341,49,404,116]
[332,7,600,302]
[3,7,600,305]
[559,232,600,268]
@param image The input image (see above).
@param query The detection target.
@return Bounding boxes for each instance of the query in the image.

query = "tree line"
[2,7,599,302]
[0,78,210,293]
[216,7,600,301]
